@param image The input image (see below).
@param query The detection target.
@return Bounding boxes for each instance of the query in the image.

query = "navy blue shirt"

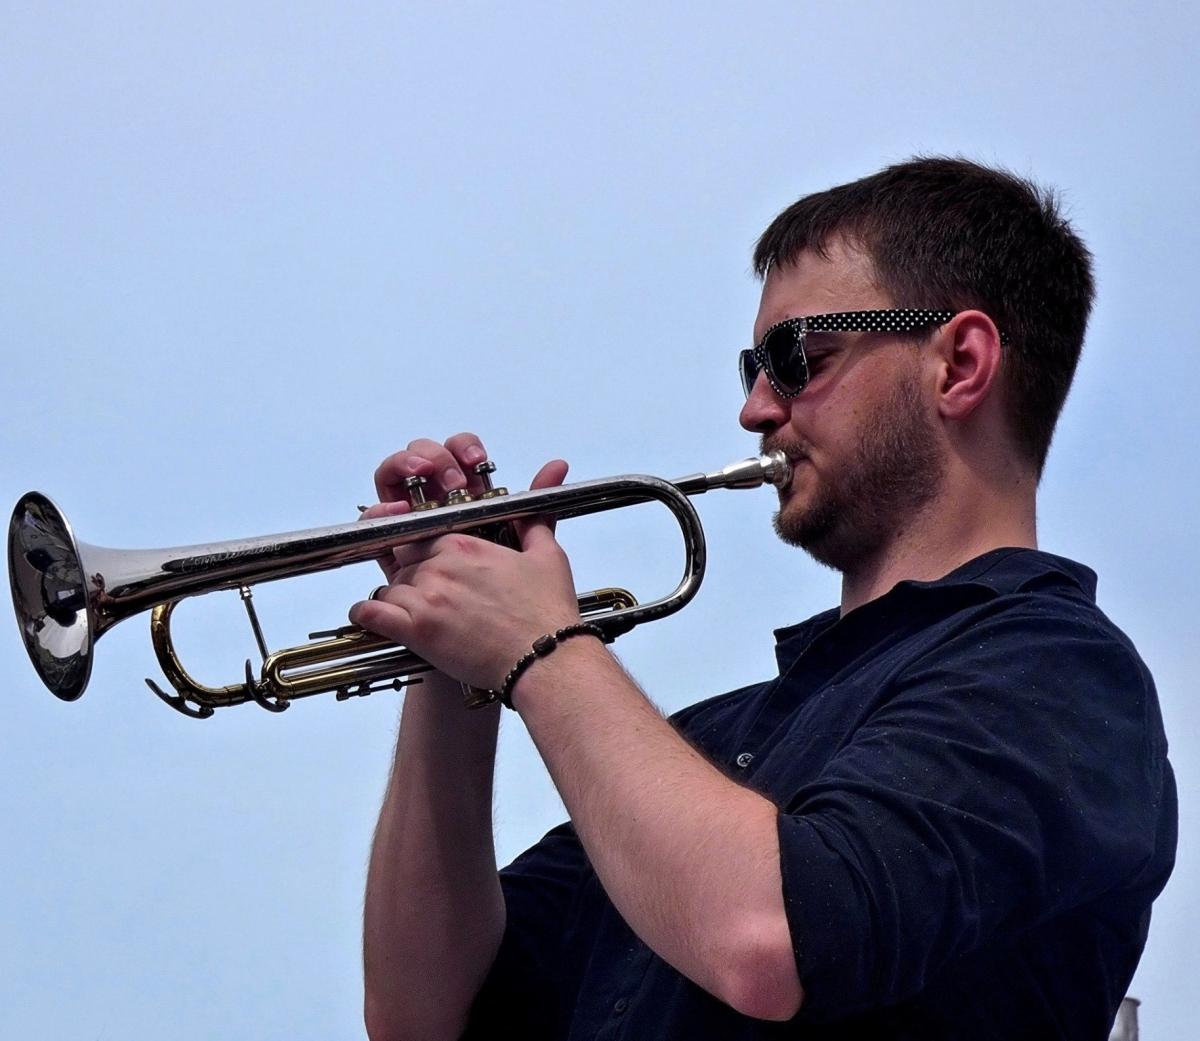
[463,549,1176,1040]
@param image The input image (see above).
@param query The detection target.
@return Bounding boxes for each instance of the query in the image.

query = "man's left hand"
[349,459,582,692]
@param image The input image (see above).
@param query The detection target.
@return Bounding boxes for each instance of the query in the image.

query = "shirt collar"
[770,548,1098,670]
[896,547,1098,600]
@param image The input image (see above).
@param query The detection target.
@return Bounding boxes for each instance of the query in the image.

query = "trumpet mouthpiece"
[673,451,791,494]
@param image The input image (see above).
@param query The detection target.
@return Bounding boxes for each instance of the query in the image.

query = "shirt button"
[735,752,754,768]
[613,997,628,1015]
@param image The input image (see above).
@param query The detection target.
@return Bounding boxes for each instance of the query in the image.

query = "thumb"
[530,458,568,490]
[514,458,568,542]
[518,515,559,553]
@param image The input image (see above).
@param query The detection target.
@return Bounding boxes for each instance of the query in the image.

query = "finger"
[514,459,569,542]
[357,499,412,522]
[530,458,568,490]
[402,436,483,496]
[389,531,488,576]
[517,514,565,554]
[349,586,420,643]
[388,535,447,571]
[354,500,415,580]
[374,448,439,502]
[431,433,493,497]
[444,432,490,483]
[374,436,491,502]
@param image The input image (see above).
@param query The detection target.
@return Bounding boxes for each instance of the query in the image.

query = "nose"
[738,372,790,434]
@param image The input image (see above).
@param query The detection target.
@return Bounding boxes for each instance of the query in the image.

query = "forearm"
[353,434,800,1021]
[363,673,506,1041]
[514,638,803,1020]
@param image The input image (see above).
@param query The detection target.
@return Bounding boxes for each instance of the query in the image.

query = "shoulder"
[896,549,1156,710]
[828,552,1172,808]
[895,586,1159,748]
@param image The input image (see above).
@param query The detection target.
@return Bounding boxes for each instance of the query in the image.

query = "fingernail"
[442,466,464,488]
[465,446,486,464]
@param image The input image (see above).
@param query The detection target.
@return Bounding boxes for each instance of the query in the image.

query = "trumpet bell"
[8,492,93,701]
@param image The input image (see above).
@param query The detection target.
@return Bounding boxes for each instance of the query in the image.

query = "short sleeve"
[461,822,590,1039]
[775,603,1174,1021]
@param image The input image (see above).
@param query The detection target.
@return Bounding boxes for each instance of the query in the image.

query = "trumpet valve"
[473,460,508,499]
[404,475,440,512]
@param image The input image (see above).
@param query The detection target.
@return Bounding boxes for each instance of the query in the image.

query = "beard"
[766,368,945,573]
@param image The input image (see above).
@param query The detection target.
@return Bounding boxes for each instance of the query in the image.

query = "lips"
[761,442,807,491]
[778,455,810,499]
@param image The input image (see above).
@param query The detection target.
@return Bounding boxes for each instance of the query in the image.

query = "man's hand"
[359,432,495,584]
[358,434,803,1027]
[352,432,578,691]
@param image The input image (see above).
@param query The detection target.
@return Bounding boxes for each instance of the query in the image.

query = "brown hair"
[753,157,1095,473]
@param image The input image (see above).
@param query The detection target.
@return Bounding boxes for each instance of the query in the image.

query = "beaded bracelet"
[498,623,606,709]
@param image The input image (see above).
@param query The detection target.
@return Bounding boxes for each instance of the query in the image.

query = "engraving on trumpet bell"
[162,543,287,574]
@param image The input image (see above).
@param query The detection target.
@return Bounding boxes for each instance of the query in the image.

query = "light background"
[2,3,1195,1038]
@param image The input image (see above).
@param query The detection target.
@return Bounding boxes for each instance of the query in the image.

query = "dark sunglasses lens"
[738,350,759,396]
[762,325,807,394]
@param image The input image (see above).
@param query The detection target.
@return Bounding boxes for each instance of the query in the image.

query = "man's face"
[738,240,945,572]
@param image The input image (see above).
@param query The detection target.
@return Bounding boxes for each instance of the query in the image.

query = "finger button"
[474,460,508,499]
[405,475,440,512]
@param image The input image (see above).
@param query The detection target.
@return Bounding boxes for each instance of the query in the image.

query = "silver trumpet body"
[9,452,789,717]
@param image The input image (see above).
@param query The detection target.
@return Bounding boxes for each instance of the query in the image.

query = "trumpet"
[8,452,789,718]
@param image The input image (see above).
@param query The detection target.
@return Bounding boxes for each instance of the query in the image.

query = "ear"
[933,310,1005,422]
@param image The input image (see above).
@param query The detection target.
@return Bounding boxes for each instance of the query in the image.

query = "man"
[356,157,1177,1040]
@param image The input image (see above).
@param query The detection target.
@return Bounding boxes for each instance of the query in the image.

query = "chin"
[772,484,869,572]
[773,496,828,549]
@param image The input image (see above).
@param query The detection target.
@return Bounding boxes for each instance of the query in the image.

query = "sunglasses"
[739,308,957,398]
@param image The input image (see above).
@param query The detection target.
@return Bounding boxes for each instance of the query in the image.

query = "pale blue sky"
[2,3,1196,1037]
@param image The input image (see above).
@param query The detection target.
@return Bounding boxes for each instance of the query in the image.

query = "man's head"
[750,156,1095,475]
[741,239,950,570]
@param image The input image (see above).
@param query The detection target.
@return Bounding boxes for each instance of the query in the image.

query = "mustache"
[760,435,808,462]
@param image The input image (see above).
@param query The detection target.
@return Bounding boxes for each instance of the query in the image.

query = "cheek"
[818,365,903,432]
[786,356,894,452]
[803,393,862,448]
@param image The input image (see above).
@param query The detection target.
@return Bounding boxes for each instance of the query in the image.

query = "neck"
[837,466,1038,616]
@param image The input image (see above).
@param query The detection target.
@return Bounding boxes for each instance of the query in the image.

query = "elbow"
[714,935,805,1022]
[363,993,390,1041]
[364,991,404,1041]
[365,991,454,1041]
